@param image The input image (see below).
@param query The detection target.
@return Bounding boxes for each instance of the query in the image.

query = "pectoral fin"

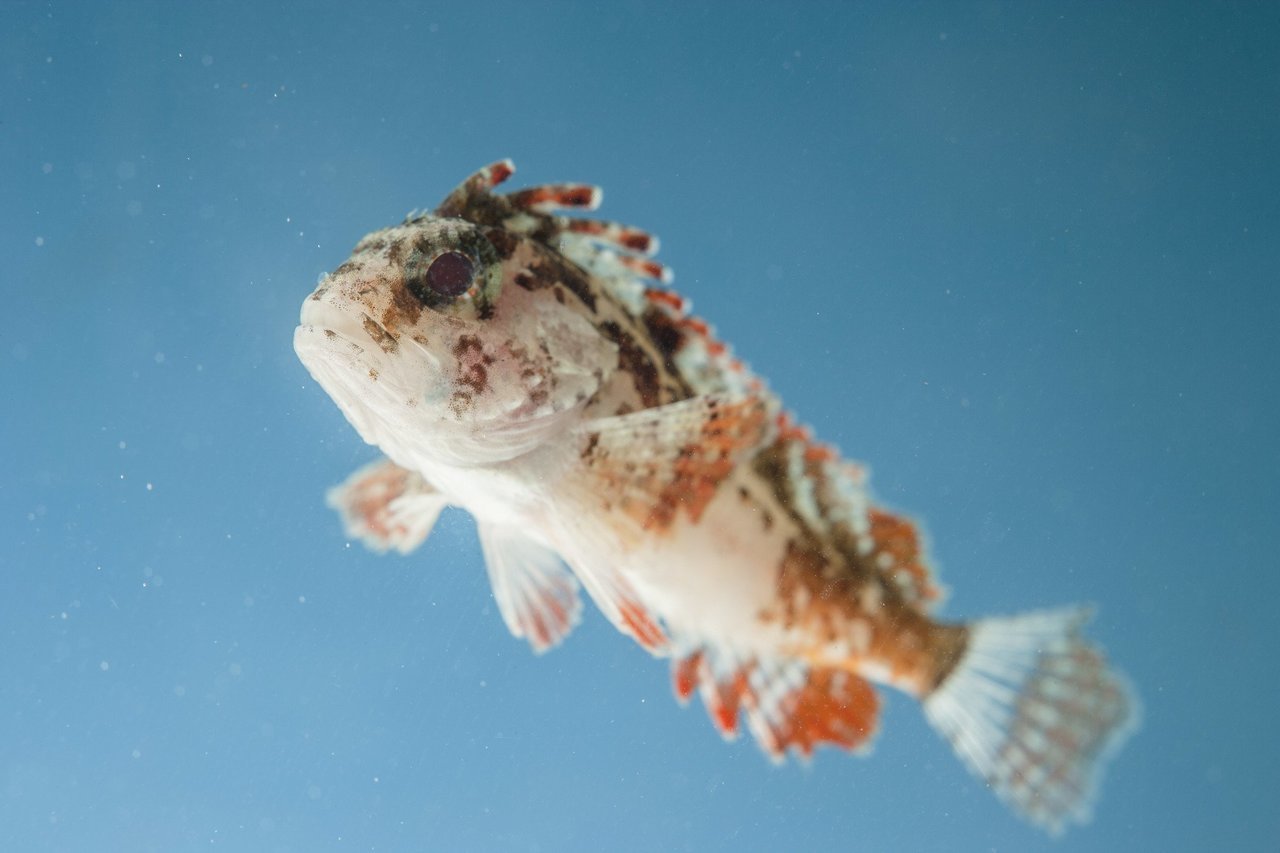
[476,521,583,654]
[326,458,447,555]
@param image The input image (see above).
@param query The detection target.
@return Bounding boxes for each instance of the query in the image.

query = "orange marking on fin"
[644,398,771,531]
[868,509,941,604]
[644,288,686,312]
[803,443,837,464]
[680,317,711,337]
[707,669,750,736]
[769,670,879,756]
[618,598,667,652]
[508,183,601,211]
[673,651,882,758]
[673,651,703,702]
[564,219,657,254]
[776,414,812,444]
[619,256,670,281]
[484,160,514,189]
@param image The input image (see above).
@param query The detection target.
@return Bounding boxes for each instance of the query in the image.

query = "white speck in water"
[42,162,53,174]
[34,236,44,247]
[131,749,141,759]
[99,661,110,671]
[154,351,165,364]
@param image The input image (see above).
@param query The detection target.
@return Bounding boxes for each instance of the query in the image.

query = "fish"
[294,160,1137,833]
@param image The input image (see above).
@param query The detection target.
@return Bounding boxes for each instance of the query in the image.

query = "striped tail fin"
[923,607,1138,834]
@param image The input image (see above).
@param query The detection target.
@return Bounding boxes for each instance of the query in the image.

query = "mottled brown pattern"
[736,485,774,531]
[482,226,518,259]
[546,259,596,312]
[452,334,492,395]
[509,249,597,313]
[385,278,424,330]
[644,399,770,531]
[642,306,685,362]
[599,320,661,408]
[385,239,406,267]
[448,389,473,417]
[362,315,398,354]
[750,439,823,541]
[354,236,388,255]
[772,538,968,693]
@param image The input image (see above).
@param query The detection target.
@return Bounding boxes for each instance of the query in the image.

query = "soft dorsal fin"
[476,522,583,654]
[326,458,447,555]
[672,645,881,759]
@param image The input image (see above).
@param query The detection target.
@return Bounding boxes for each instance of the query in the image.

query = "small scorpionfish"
[294,161,1137,833]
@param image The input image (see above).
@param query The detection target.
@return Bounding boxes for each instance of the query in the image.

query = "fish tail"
[922,606,1139,834]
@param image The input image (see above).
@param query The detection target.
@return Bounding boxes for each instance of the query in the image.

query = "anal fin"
[326,458,447,555]
[671,646,881,759]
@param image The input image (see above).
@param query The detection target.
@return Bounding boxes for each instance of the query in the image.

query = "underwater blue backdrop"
[3,1,1277,850]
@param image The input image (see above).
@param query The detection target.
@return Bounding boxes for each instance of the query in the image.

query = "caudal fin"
[923,607,1138,834]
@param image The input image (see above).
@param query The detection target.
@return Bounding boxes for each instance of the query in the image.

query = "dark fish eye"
[425,251,474,297]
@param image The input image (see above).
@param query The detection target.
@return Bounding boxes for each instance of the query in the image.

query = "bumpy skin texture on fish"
[295,161,1137,834]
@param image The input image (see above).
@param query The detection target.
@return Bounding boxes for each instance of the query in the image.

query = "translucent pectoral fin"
[326,458,447,555]
[574,393,777,535]
[477,521,583,654]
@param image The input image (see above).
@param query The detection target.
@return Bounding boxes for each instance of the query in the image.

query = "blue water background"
[3,2,1277,850]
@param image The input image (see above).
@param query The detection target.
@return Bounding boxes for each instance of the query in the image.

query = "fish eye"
[425,251,474,297]
[400,225,502,320]
[407,250,477,304]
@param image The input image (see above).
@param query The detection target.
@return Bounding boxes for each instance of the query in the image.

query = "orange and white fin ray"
[325,458,447,555]
[923,607,1139,835]
[505,183,603,213]
[553,216,659,256]
[866,508,945,611]
[476,522,583,654]
[672,646,881,759]
[574,394,777,536]
[559,240,673,285]
[560,550,669,654]
[434,159,516,217]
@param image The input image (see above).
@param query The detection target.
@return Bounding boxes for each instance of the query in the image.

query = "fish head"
[295,214,616,467]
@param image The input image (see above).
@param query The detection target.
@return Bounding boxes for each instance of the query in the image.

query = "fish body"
[295,161,1136,833]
